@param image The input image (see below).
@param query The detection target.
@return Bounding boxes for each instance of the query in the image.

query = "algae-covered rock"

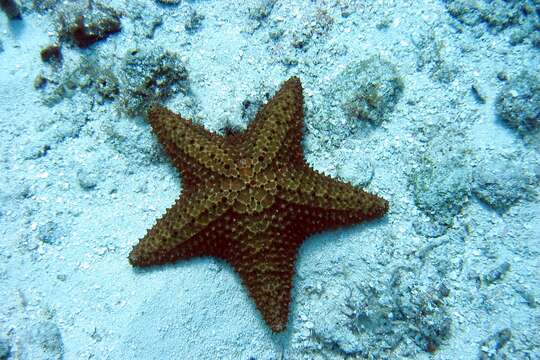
[299,266,451,357]
[35,57,119,106]
[473,151,538,211]
[22,320,64,360]
[118,47,189,117]
[443,0,540,45]
[332,56,404,126]
[411,154,471,228]
[496,71,540,136]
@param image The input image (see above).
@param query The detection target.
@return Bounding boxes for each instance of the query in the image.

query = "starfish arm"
[128,186,230,267]
[234,254,295,332]
[220,224,298,332]
[242,77,305,174]
[147,105,240,188]
[276,165,388,231]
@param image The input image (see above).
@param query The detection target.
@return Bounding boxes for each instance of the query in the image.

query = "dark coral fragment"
[0,0,21,20]
[40,44,62,64]
[58,1,121,48]
[0,336,10,360]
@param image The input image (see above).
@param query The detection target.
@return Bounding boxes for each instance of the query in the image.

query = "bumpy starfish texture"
[129,77,388,332]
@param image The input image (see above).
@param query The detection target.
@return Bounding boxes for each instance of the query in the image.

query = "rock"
[473,151,538,211]
[118,47,189,117]
[37,221,64,245]
[57,1,121,48]
[496,71,540,135]
[482,262,511,285]
[411,153,471,228]
[0,336,11,360]
[23,320,64,360]
[332,56,404,126]
[479,328,513,360]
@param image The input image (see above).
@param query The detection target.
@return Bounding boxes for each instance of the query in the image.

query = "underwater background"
[0,0,539,359]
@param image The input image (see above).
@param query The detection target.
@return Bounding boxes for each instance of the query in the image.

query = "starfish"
[129,77,388,332]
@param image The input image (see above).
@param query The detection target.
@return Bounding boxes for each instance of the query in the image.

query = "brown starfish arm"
[221,226,298,332]
[128,187,230,267]
[242,77,305,174]
[276,166,389,229]
[147,105,240,186]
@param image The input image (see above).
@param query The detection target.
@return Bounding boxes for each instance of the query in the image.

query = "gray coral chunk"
[301,267,451,357]
[37,220,64,244]
[333,56,404,125]
[479,329,513,360]
[473,153,538,211]
[23,320,64,360]
[118,47,189,117]
[496,72,540,135]
[389,268,451,353]
[443,0,540,45]
[411,155,471,227]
